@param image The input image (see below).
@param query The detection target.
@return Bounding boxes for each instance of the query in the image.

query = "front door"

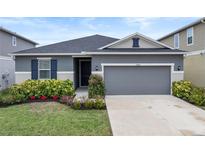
[80,60,91,87]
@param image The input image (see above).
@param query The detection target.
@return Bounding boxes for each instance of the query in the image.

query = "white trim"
[98,32,174,49]
[185,50,205,57]
[101,63,176,94]
[10,53,84,56]
[37,57,52,60]
[15,72,31,74]
[12,36,17,46]
[72,55,92,58]
[92,71,103,74]
[57,71,74,74]
[85,52,186,55]
[174,33,180,49]
[0,56,13,60]
[187,27,194,46]
[38,59,51,80]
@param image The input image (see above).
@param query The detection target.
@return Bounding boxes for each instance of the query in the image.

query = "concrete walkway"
[76,87,88,98]
[106,95,205,136]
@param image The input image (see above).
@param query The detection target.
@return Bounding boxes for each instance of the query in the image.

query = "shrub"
[71,97,106,110]
[10,79,75,101]
[93,99,106,109]
[84,99,95,109]
[0,89,19,105]
[172,80,205,106]
[71,100,82,110]
[172,80,192,101]
[88,74,105,98]
[188,87,205,106]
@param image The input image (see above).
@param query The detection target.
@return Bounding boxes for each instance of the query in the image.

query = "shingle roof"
[92,48,186,52]
[13,34,119,54]
[0,27,38,45]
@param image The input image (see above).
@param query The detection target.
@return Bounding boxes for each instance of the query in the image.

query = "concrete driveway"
[106,95,205,136]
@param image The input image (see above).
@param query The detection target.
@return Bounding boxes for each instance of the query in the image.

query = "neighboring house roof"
[99,32,174,49]
[12,34,118,54]
[0,27,38,45]
[158,17,205,41]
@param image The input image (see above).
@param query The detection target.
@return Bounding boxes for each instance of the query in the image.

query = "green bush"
[0,89,19,105]
[172,80,205,106]
[93,99,106,109]
[88,74,105,98]
[188,87,205,106]
[71,100,82,110]
[172,80,192,101]
[10,79,75,101]
[84,99,95,109]
[71,97,106,110]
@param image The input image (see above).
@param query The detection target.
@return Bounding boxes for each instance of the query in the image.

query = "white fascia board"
[0,56,13,60]
[91,51,186,55]
[101,63,175,67]
[10,53,85,56]
[185,50,205,57]
[98,32,174,49]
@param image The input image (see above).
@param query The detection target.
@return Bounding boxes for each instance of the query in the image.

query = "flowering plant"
[40,95,47,100]
[30,96,36,100]
[52,96,59,101]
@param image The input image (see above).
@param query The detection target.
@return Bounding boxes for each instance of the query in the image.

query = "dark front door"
[80,60,91,86]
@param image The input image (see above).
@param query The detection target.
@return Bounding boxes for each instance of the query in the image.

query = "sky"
[0,17,200,46]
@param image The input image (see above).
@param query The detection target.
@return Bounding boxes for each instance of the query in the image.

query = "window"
[132,38,139,47]
[38,59,51,79]
[187,27,193,45]
[174,33,179,49]
[12,36,17,46]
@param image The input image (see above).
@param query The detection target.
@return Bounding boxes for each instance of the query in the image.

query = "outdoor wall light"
[177,66,181,71]
[95,66,99,71]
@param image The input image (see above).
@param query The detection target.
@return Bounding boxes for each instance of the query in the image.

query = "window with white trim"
[187,27,193,45]
[174,33,179,49]
[12,36,17,46]
[38,59,51,79]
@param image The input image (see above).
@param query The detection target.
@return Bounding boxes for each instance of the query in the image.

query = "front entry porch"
[73,57,91,89]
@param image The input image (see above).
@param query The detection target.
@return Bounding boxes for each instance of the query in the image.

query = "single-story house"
[11,32,186,95]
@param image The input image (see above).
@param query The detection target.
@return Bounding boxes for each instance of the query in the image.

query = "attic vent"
[132,38,139,47]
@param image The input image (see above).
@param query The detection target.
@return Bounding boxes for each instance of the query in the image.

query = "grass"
[0,102,112,136]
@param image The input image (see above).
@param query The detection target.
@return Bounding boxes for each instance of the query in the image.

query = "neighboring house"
[158,18,205,88]
[11,33,185,95]
[0,27,38,90]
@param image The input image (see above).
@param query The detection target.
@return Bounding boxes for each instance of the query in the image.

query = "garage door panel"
[104,66,171,95]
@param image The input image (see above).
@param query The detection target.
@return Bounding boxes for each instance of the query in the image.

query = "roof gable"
[99,32,174,49]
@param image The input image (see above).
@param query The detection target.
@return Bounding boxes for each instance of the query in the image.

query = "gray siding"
[0,31,35,57]
[104,66,171,95]
[92,55,183,71]
[15,56,73,72]
[0,59,15,90]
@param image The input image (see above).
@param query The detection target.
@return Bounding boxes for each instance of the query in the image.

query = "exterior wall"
[0,56,15,90]
[160,23,205,52]
[92,55,184,84]
[15,56,74,83]
[184,54,205,87]
[91,55,184,71]
[110,37,162,48]
[0,31,35,56]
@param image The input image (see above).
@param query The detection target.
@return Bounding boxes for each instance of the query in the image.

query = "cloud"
[123,17,159,30]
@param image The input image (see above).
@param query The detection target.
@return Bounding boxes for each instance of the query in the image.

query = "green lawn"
[0,102,112,136]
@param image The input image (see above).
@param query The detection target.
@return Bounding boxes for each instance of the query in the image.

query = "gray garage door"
[104,66,171,95]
